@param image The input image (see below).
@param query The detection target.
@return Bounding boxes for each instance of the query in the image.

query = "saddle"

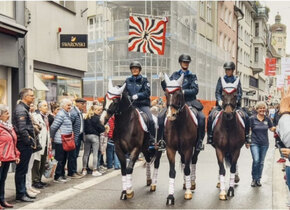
[136,109,151,132]
[212,110,245,130]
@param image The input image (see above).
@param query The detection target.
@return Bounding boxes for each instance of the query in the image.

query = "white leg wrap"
[126,174,132,190]
[122,176,127,191]
[182,163,185,181]
[168,178,175,195]
[190,164,196,181]
[185,175,191,190]
[146,162,151,180]
[230,173,235,187]
[152,168,158,184]
[219,175,226,191]
[235,165,239,175]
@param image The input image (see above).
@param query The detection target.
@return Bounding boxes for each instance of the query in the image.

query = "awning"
[34,75,49,91]
[0,17,27,38]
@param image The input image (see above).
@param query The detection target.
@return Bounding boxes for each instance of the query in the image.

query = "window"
[249,76,258,88]
[0,1,14,18]
[52,1,75,12]
[200,1,205,18]
[207,2,212,23]
[255,23,259,37]
[254,47,259,62]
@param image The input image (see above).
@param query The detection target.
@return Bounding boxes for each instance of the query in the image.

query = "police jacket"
[125,75,151,107]
[161,70,199,103]
[12,101,35,147]
[215,75,242,102]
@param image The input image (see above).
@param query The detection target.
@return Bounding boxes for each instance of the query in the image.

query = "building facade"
[0,2,27,110]
[25,1,88,104]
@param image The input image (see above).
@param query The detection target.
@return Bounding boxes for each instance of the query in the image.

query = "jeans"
[83,135,99,170]
[54,143,68,179]
[286,166,290,191]
[106,141,120,169]
[97,151,104,168]
[15,146,33,198]
[250,144,269,181]
[0,162,10,201]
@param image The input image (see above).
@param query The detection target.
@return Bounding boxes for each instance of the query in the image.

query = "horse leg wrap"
[122,176,127,191]
[230,173,235,187]
[190,164,196,181]
[126,174,133,190]
[152,168,158,185]
[146,162,151,180]
[182,163,185,182]
[168,178,175,195]
[219,175,226,191]
[235,165,239,175]
[185,175,191,190]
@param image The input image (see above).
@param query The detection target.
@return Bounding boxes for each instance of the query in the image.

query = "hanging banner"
[265,58,276,76]
[287,76,290,85]
[128,15,168,55]
[276,75,285,90]
[281,57,290,76]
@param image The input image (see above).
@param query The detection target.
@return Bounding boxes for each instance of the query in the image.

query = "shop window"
[0,1,15,18]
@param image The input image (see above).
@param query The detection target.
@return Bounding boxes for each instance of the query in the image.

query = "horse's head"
[164,73,185,121]
[221,89,237,120]
[100,80,126,125]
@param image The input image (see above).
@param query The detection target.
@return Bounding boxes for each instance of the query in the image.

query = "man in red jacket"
[106,116,120,169]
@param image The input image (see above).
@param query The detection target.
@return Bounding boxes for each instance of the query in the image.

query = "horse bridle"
[167,86,185,115]
[103,92,134,116]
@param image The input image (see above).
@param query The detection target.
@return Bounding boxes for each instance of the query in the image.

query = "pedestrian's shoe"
[29,187,40,194]
[251,180,256,187]
[39,181,48,187]
[32,182,44,189]
[76,172,84,177]
[0,201,13,208]
[27,189,38,198]
[53,177,67,183]
[16,195,34,202]
[256,180,262,187]
[82,169,87,176]
[26,192,36,199]
[92,170,102,177]
[69,173,82,179]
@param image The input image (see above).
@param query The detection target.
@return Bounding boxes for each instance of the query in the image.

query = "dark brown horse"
[213,89,245,200]
[100,80,162,200]
[163,74,198,205]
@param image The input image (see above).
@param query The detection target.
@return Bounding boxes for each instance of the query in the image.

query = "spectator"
[13,88,35,202]
[247,101,275,187]
[0,104,20,208]
[106,116,121,170]
[69,98,87,178]
[98,131,109,173]
[82,105,105,176]
[32,100,51,189]
[48,102,60,127]
[50,98,73,183]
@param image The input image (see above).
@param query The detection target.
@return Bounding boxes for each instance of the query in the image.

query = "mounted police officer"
[207,61,250,144]
[160,54,206,151]
[125,61,157,148]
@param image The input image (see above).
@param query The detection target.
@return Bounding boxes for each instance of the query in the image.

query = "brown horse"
[100,80,162,200]
[213,89,245,200]
[163,74,198,205]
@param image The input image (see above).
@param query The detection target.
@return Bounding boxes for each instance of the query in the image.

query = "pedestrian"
[48,102,60,127]
[69,98,87,178]
[82,105,105,176]
[13,88,36,202]
[32,100,51,189]
[50,98,73,183]
[98,130,109,173]
[247,101,275,187]
[0,104,20,208]
[106,116,121,170]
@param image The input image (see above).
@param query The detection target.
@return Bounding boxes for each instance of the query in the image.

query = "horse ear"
[108,79,113,90]
[164,73,170,85]
[177,73,184,86]
[119,83,126,93]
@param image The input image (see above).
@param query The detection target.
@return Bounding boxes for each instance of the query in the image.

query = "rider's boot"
[196,112,205,151]
[207,117,213,144]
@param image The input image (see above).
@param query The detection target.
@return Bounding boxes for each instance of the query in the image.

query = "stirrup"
[157,139,166,152]
[207,135,213,144]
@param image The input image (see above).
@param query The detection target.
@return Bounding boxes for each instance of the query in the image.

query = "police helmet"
[223,62,235,70]
[129,61,142,71]
[178,54,191,63]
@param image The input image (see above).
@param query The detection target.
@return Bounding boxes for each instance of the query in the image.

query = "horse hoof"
[234,175,240,183]
[191,181,196,190]
[120,190,127,200]
[216,182,220,188]
[166,195,175,206]
[184,190,192,200]
[183,183,186,190]
[227,187,235,197]
[126,190,134,199]
[147,179,152,186]
[219,191,227,200]
[150,184,156,192]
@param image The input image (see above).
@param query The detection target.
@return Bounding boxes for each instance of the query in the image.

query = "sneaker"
[54,177,67,183]
[28,187,40,194]
[69,173,82,179]
[26,190,37,198]
[251,180,256,187]
[82,169,87,176]
[256,180,262,187]
[62,176,71,181]
[92,170,102,177]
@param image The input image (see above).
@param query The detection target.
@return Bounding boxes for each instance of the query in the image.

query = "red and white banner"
[128,16,167,55]
[265,58,276,76]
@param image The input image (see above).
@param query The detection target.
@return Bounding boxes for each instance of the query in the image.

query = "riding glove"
[218,100,223,107]
[132,94,138,100]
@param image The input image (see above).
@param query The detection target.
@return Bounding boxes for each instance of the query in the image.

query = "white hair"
[60,98,72,108]
[37,100,47,109]
[0,104,9,116]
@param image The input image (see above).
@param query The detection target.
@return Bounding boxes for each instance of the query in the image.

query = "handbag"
[61,133,76,152]
[31,135,43,153]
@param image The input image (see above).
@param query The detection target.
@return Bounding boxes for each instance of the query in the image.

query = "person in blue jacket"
[160,54,206,151]
[125,61,158,149]
[207,61,250,144]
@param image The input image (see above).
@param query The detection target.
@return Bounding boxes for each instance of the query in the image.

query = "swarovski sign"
[60,34,87,48]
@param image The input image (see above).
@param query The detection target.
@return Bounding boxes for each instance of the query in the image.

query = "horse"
[100,80,162,200]
[213,85,245,200]
[163,74,199,205]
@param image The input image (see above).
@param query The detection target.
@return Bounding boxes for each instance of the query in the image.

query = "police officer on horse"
[160,54,206,151]
[207,61,250,144]
[125,61,162,149]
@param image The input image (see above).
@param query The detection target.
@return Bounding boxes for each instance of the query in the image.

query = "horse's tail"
[225,152,232,168]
